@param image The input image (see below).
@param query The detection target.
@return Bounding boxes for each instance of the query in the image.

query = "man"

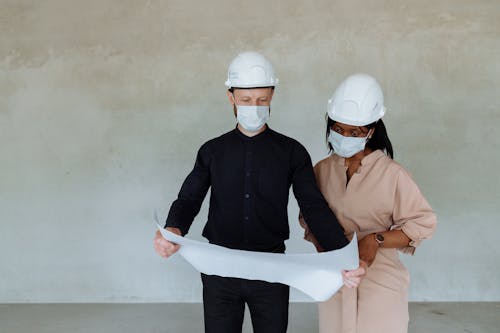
[154,51,366,333]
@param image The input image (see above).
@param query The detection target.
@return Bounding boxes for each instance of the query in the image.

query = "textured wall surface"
[1,0,499,302]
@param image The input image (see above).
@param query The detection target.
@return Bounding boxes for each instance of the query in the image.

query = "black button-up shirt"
[165,126,348,252]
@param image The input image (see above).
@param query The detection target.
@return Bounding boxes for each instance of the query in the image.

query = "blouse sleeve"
[391,168,437,255]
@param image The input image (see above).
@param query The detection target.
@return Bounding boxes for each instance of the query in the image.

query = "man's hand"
[358,233,379,266]
[153,227,182,258]
[342,260,367,288]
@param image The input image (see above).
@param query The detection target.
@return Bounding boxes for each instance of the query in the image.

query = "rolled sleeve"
[392,169,437,255]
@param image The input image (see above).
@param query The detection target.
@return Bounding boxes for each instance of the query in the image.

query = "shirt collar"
[360,149,385,165]
[331,149,386,166]
[234,124,270,141]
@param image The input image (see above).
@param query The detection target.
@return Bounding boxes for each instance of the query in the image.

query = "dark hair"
[326,115,394,159]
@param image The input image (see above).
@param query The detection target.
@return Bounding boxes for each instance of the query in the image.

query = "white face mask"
[236,105,270,132]
[328,130,371,158]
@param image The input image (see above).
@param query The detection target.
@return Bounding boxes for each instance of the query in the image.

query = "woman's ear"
[368,127,375,139]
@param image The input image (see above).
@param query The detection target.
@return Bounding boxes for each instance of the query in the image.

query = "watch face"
[376,234,385,242]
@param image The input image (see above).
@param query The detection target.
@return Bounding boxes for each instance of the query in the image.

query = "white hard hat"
[327,74,386,126]
[225,51,279,89]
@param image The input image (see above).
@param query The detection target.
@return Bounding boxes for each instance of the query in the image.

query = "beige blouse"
[301,150,437,333]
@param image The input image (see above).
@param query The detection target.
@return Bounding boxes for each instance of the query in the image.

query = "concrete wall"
[1,0,498,302]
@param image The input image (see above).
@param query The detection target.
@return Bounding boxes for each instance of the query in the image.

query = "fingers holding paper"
[342,259,367,288]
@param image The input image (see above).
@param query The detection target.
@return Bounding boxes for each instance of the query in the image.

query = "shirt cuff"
[390,224,421,255]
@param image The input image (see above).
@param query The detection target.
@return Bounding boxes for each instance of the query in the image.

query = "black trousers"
[201,273,290,333]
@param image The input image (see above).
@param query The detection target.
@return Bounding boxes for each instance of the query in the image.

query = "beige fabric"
[302,150,436,333]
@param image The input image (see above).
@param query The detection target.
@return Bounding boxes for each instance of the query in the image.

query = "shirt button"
[246,172,250,177]
[244,216,249,221]
[244,194,250,199]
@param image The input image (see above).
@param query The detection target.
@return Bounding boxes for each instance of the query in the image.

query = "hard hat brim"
[327,107,386,126]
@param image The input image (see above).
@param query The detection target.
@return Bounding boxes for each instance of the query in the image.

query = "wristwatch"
[374,233,385,247]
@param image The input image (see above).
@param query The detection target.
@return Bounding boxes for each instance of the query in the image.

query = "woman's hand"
[298,213,325,252]
[342,260,368,288]
[358,233,379,266]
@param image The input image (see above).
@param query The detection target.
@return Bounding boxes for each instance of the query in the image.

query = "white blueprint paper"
[157,225,359,302]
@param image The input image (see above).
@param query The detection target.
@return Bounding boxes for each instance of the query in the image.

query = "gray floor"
[0,302,499,333]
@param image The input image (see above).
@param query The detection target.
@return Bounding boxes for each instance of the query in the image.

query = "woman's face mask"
[328,130,371,158]
[236,105,270,132]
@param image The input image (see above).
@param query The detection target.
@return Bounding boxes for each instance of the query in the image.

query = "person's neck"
[344,148,373,167]
[237,124,267,137]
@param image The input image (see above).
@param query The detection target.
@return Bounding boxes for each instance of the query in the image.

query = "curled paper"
[157,225,358,301]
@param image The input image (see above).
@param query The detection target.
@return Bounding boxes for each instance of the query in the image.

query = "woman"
[300,74,437,333]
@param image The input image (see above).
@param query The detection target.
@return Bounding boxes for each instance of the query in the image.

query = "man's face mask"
[235,105,270,132]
